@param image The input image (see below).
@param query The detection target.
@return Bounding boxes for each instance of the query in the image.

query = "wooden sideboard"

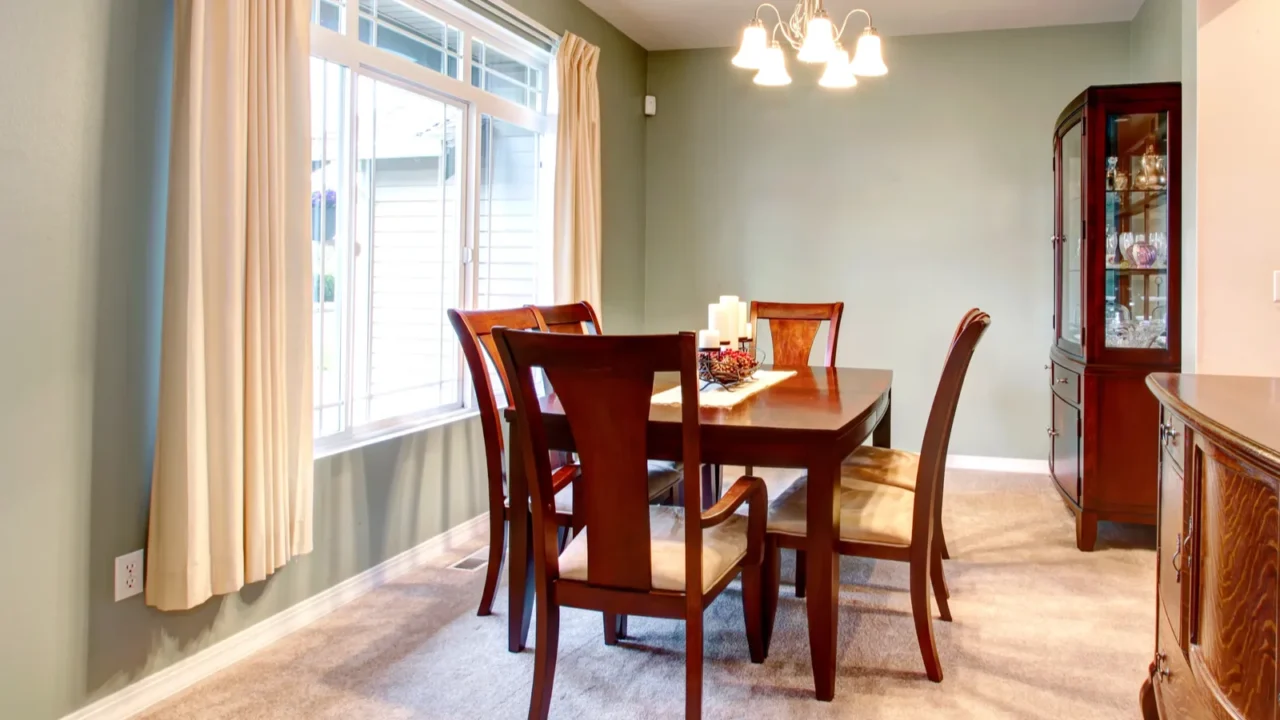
[1142,374,1280,720]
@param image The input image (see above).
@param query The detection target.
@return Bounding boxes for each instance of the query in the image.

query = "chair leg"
[910,559,943,682]
[762,540,781,657]
[686,613,704,720]
[931,550,952,622]
[529,591,561,720]
[603,612,628,646]
[740,565,766,663]
[477,516,506,617]
[794,550,808,598]
[938,520,951,560]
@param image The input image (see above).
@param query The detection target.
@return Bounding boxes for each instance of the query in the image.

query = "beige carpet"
[141,469,1156,720]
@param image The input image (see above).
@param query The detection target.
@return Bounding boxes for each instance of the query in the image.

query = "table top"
[507,365,892,435]
[1148,373,1280,474]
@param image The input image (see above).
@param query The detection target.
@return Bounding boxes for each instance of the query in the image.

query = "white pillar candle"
[742,322,752,340]
[708,303,722,337]
[738,302,748,336]
[698,329,720,350]
[718,296,740,350]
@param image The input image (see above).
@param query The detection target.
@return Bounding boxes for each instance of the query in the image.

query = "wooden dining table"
[503,365,893,702]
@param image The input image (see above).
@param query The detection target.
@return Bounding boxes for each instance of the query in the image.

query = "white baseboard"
[946,455,1049,475]
[62,513,491,720]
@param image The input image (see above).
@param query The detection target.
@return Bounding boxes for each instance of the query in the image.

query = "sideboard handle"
[1172,532,1184,583]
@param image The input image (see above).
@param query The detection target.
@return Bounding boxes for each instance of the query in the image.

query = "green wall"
[642,24,1133,460]
[0,0,647,717]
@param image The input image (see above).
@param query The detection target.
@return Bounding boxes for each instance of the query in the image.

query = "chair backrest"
[495,329,703,593]
[749,301,845,367]
[447,307,543,500]
[910,310,991,552]
[529,301,602,335]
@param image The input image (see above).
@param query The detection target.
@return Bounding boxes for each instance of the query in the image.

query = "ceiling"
[578,0,1148,51]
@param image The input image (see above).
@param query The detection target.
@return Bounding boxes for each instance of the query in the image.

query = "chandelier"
[732,2,887,88]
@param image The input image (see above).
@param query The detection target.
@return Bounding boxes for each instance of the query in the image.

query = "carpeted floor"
[141,469,1157,720]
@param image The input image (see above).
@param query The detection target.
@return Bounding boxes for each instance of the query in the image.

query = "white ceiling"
[578,0,1147,51]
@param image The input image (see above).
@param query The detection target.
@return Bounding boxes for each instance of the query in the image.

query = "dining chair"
[528,301,686,501]
[762,310,991,683]
[748,301,846,367]
[493,328,768,720]
[448,307,582,618]
[839,308,984,563]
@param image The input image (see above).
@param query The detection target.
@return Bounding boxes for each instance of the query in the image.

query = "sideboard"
[1141,373,1279,720]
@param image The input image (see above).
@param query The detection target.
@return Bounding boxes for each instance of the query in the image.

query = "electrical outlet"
[114,549,144,602]
[1273,270,1280,303]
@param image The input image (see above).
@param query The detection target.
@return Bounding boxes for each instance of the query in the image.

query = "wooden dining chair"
[528,301,685,501]
[494,328,768,720]
[839,308,984,563]
[762,310,991,683]
[448,307,581,618]
[748,301,846,367]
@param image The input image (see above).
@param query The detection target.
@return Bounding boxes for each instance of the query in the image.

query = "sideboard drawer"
[1154,611,1212,719]
[1160,408,1186,471]
[1052,363,1080,405]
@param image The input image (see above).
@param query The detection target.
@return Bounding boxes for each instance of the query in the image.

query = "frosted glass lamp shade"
[753,44,792,86]
[850,27,888,76]
[818,47,857,89]
[732,21,768,69]
[797,14,836,63]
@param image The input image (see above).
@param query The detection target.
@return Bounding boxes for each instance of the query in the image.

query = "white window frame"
[312,0,558,458]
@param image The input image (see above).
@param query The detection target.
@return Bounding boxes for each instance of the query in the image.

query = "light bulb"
[753,43,792,87]
[732,20,768,69]
[797,13,836,63]
[850,27,888,76]
[818,47,857,89]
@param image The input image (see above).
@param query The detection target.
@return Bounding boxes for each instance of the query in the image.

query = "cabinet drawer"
[1160,408,1186,471]
[1051,363,1080,404]
[1154,611,1212,719]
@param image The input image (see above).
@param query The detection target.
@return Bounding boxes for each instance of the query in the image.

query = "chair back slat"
[750,301,845,367]
[530,301,602,335]
[495,330,702,593]
[910,311,991,550]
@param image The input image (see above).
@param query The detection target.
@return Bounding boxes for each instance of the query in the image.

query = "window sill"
[313,407,481,461]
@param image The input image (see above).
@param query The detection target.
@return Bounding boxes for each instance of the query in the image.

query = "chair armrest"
[702,475,767,565]
[550,463,579,495]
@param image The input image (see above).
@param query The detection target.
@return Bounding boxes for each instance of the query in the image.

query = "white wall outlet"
[644,95,657,117]
[114,549,144,601]
[1273,270,1280,303]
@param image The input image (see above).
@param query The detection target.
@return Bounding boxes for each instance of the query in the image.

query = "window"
[311,0,556,453]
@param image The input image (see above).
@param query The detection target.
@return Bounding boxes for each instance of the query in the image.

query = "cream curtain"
[147,0,314,612]
[552,34,603,313]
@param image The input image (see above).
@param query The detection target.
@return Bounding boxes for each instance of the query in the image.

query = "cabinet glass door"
[1058,122,1085,352]
[1104,111,1170,350]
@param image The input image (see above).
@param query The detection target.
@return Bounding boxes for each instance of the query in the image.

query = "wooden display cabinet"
[1049,83,1182,551]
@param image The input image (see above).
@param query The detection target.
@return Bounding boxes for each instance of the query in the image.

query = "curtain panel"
[552,33,603,315]
[147,0,314,612]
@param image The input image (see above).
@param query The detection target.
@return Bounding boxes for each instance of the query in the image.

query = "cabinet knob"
[1046,427,1060,437]
[1055,378,1069,385]
[1044,364,1051,371]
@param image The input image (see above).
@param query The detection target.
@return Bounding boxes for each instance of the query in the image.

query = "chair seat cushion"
[841,446,920,491]
[767,472,915,546]
[645,460,684,499]
[558,506,749,593]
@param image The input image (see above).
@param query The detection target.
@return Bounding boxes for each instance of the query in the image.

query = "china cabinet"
[1049,83,1182,551]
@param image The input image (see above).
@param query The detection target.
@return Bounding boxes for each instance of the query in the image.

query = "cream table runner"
[650,370,797,408]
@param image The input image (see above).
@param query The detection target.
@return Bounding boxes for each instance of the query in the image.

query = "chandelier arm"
[755,2,801,48]
[835,8,873,42]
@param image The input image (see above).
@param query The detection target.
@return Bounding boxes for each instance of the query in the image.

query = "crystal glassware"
[1149,231,1168,266]
[1106,231,1119,266]
[1119,232,1136,265]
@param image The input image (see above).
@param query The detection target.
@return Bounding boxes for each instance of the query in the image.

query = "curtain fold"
[552,33,603,315]
[147,0,313,612]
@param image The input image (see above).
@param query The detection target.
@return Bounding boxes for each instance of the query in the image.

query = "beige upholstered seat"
[767,471,915,546]
[559,506,750,592]
[841,446,920,491]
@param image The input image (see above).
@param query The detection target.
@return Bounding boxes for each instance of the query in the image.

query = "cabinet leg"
[1075,510,1099,552]
[1138,673,1158,720]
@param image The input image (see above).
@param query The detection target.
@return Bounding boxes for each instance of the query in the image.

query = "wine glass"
[1120,232,1135,264]
[1106,232,1119,266]
[1149,232,1168,266]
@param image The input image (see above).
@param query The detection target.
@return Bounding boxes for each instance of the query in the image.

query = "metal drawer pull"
[1055,378,1069,385]
[1172,532,1183,582]
[1046,427,1060,437]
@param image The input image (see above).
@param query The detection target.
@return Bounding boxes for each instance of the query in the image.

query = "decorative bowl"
[698,349,760,388]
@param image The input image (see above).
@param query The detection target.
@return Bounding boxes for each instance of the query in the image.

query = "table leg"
[873,391,892,449]
[507,439,535,653]
[805,455,841,702]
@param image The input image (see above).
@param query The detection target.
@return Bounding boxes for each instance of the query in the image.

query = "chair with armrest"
[494,328,768,720]
[763,310,991,683]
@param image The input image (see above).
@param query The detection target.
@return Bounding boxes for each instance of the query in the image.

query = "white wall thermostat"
[644,95,657,117]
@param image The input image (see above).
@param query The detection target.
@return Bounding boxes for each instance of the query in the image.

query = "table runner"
[650,370,797,408]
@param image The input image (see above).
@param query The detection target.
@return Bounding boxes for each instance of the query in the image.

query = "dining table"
[503,364,894,702]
